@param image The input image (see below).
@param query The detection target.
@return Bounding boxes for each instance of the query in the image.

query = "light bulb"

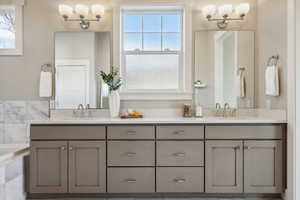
[218,4,233,17]
[202,5,216,18]
[91,4,104,17]
[58,5,73,18]
[75,4,89,17]
[235,3,250,16]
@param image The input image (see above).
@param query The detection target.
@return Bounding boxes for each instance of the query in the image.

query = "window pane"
[126,54,179,90]
[143,33,161,51]
[124,33,142,50]
[143,14,161,32]
[0,6,16,49]
[162,14,181,32]
[123,14,142,32]
[162,33,181,50]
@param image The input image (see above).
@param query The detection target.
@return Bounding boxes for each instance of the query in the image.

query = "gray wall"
[255,0,287,109]
[0,0,112,100]
[0,0,287,110]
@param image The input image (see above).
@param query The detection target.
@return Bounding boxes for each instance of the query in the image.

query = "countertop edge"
[29,118,287,125]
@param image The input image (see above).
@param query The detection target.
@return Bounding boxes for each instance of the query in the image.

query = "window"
[0,4,23,55]
[121,9,183,92]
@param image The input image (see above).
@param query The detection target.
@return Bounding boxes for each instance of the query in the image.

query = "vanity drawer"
[108,141,155,166]
[206,125,283,139]
[157,141,204,166]
[30,125,106,140]
[108,168,155,193]
[107,125,155,139]
[157,125,204,139]
[156,167,204,193]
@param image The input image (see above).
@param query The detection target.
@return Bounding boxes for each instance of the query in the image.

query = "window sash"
[122,11,183,52]
[121,9,184,92]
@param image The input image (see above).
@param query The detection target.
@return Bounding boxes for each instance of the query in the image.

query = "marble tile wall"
[0,101,49,144]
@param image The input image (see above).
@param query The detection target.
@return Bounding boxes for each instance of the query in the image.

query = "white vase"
[108,91,120,118]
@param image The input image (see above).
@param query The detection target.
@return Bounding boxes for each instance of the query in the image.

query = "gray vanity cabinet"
[30,141,68,193]
[69,141,106,193]
[244,140,282,193]
[30,140,106,194]
[205,140,243,193]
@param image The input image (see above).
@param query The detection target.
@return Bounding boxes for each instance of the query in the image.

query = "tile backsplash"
[0,101,49,144]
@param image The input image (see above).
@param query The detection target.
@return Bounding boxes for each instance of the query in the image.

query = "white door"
[55,60,90,109]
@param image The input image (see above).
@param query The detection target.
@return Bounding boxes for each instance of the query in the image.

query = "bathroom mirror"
[194,30,255,108]
[54,32,111,109]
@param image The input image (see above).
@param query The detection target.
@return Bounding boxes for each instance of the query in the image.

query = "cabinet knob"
[244,146,251,150]
[173,178,186,183]
[61,146,66,151]
[69,146,73,151]
[125,152,136,157]
[173,152,186,157]
[234,146,241,150]
[124,178,137,183]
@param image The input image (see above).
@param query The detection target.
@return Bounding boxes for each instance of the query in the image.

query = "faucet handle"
[224,103,230,109]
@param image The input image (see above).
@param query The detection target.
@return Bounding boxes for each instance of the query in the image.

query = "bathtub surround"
[0,101,49,144]
[0,144,29,200]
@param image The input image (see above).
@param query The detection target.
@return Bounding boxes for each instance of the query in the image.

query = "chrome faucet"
[215,103,221,116]
[223,103,230,117]
[77,104,84,110]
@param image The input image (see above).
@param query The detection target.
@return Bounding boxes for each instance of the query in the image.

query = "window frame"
[0,3,23,55]
[120,9,184,94]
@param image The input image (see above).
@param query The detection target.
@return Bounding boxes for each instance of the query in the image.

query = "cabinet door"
[30,141,68,193]
[206,140,243,193]
[244,140,282,193]
[69,141,106,193]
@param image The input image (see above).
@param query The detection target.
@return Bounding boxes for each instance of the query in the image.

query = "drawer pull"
[173,178,186,183]
[173,130,185,135]
[124,178,137,183]
[173,152,186,157]
[124,152,137,157]
[126,130,137,135]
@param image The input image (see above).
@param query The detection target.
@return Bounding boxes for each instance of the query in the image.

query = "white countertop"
[0,144,29,167]
[30,116,287,125]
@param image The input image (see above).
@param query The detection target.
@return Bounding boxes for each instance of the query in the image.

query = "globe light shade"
[91,4,105,17]
[218,4,233,17]
[202,5,216,18]
[235,3,250,16]
[58,5,73,18]
[75,4,89,17]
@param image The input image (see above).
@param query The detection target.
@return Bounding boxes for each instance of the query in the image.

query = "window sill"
[120,91,193,101]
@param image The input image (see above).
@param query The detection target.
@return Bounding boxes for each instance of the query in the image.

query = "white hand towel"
[236,71,245,98]
[265,65,279,96]
[39,71,52,97]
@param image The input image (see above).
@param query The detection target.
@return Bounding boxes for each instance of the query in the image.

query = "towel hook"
[267,55,279,66]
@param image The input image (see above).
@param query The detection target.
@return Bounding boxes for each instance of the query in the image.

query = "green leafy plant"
[100,69,122,92]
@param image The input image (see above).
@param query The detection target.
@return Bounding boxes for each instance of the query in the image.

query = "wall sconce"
[59,4,105,30]
[202,3,250,29]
